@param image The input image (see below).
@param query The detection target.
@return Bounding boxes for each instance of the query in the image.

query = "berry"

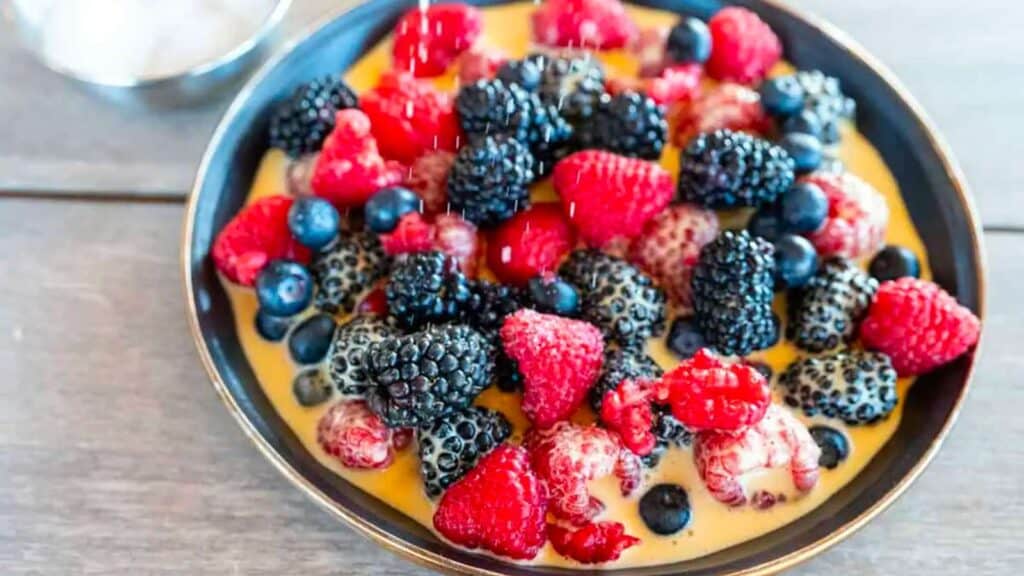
[869,245,921,282]
[310,231,390,314]
[780,181,828,233]
[500,309,604,428]
[459,280,524,336]
[385,251,470,329]
[288,197,340,250]
[801,171,889,259]
[328,316,400,399]
[782,108,824,139]
[705,7,781,84]
[678,129,795,209]
[293,368,332,407]
[559,250,667,348]
[255,308,292,341]
[365,324,493,427]
[536,54,608,127]
[810,425,850,469]
[690,231,778,356]
[600,378,658,456]
[666,17,711,64]
[642,64,703,107]
[288,313,337,364]
[673,83,770,146]
[747,360,773,381]
[527,276,580,316]
[774,234,819,289]
[860,277,981,376]
[310,109,405,208]
[364,187,422,233]
[646,408,693,465]
[576,91,668,160]
[631,26,670,77]
[655,348,771,431]
[779,349,899,424]
[418,406,512,498]
[447,135,535,227]
[379,212,436,256]
[497,56,544,91]
[553,150,674,248]
[792,70,856,145]
[758,76,805,118]
[787,258,877,352]
[317,400,405,469]
[548,522,639,564]
[666,317,706,360]
[747,206,785,242]
[406,150,455,215]
[487,203,575,286]
[392,3,483,77]
[456,47,507,85]
[212,195,311,286]
[433,445,547,560]
[268,76,358,157]
[255,260,313,317]
[360,72,460,164]
[628,204,719,310]
[639,484,691,535]
[779,132,823,174]
[590,348,663,413]
[531,0,637,50]
[433,213,482,277]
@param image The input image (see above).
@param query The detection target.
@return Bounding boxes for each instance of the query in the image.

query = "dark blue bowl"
[183,1,985,574]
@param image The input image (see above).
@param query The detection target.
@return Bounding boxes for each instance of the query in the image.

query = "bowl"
[182,0,985,573]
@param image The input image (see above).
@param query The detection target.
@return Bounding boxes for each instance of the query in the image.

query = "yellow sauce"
[222,3,931,569]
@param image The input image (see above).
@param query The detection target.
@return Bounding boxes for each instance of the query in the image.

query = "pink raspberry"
[673,83,770,147]
[316,400,407,469]
[531,0,637,50]
[628,204,719,310]
[456,47,507,85]
[406,150,455,215]
[802,171,890,259]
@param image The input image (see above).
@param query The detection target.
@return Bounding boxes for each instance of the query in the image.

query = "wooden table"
[2,1,1021,574]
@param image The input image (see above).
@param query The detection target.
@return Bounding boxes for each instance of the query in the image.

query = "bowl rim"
[181,1,987,574]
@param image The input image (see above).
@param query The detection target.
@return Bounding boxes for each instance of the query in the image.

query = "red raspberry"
[695,405,821,506]
[654,348,770,432]
[705,7,781,84]
[356,288,389,317]
[211,195,311,286]
[672,83,770,147]
[860,277,981,376]
[456,46,507,85]
[379,212,436,255]
[628,204,719,310]
[548,521,639,564]
[310,109,405,208]
[434,213,481,277]
[525,422,640,524]
[487,203,575,286]
[802,171,890,259]
[433,445,548,560]
[645,64,703,107]
[531,0,637,50]
[360,72,461,164]
[392,3,483,78]
[600,378,657,456]
[500,309,604,428]
[553,150,674,248]
[316,400,407,469]
[406,150,455,215]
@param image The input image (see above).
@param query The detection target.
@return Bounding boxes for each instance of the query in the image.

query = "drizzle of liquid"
[223,2,930,569]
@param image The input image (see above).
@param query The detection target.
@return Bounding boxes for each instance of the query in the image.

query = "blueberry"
[780,182,828,234]
[288,197,340,250]
[255,308,292,342]
[255,260,313,317]
[810,425,850,469]
[292,369,332,407]
[748,206,784,242]
[779,133,823,174]
[758,76,805,118]
[666,17,711,64]
[774,234,819,289]
[364,187,422,233]
[288,313,336,364]
[639,484,692,535]
[782,109,824,140]
[527,276,579,316]
[666,317,705,359]
[869,245,921,282]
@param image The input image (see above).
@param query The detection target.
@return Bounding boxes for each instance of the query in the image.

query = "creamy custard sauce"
[221,3,931,569]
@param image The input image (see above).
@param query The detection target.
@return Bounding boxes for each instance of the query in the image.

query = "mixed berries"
[210,0,982,565]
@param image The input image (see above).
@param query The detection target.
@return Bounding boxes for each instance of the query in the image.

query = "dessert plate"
[182,0,985,574]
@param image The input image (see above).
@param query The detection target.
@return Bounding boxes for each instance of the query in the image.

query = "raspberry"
[434,213,481,277]
[406,150,455,215]
[392,3,483,78]
[316,400,407,469]
[631,26,669,77]
[672,83,770,146]
[456,47,507,85]
[433,445,548,560]
[695,405,821,506]
[645,64,703,107]
[802,171,890,259]
[379,212,436,256]
[628,204,719,310]
[212,195,311,286]
[531,0,637,50]
[310,109,405,208]
[860,277,981,376]
[487,203,575,286]
[655,349,770,431]
[553,150,674,248]
[600,378,657,456]
[500,309,604,428]
[360,72,461,164]
[548,522,639,564]
[705,7,781,84]
[355,288,389,317]
[525,422,640,524]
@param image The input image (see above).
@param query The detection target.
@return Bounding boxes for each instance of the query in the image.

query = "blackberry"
[328,316,400,399]
[417,406,512,498]
[310,232,389,314]
[559,250,667,348]
[386,251,471,330]
[644,409,693,468]
[536,54,607,127]
[589,348,664,413]
[460,280,524,335]
[493,349,523,393]
[269,76,358,157]
[447,135,535,227]
[787,259,878,352]
[575,91,667,160]
[365,324,494,427]
[678,129,796,209]
[794,70,855,145]
[496,55,544,92]
[778,350,898,425]
[691,231,778,356]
